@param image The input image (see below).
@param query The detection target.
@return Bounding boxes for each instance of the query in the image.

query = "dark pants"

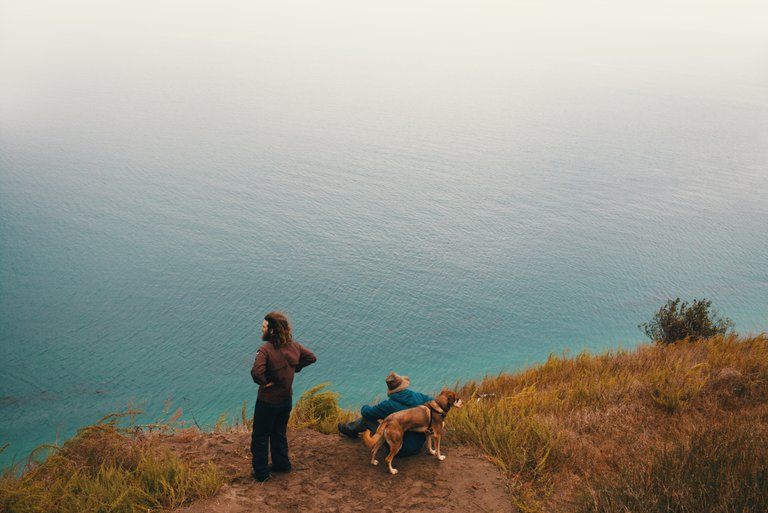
[342,417,424,457]
[344,416,379,434]
[251,398,292,478]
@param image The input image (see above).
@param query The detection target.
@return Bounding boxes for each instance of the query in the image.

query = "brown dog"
[361,389,463,475]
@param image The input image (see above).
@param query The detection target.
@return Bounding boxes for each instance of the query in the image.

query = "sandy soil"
[161,428,512,513]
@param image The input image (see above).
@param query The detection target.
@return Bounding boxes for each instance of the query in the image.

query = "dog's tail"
[362,421,387,449]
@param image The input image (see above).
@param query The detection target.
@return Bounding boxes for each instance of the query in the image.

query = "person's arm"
[361,398,395,420]
[413,391,434,403]
[250,347,269,385]
[295,343,317,372]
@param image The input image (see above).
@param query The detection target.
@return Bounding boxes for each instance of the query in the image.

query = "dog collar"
[428,405,446,417]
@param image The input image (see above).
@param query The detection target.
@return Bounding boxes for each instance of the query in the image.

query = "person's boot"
[251,470,270,482]
[338,421,359,439]
[338,417,367,439]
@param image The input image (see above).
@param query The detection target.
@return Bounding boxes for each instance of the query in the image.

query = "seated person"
[338,372,433,456]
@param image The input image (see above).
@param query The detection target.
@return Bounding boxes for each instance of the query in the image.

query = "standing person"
[338,372,433,457]
[250,311,316,481]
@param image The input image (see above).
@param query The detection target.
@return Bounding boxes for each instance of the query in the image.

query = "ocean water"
[1,0,767,468]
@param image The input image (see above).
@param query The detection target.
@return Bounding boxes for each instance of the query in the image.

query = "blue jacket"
[361,389,434,456]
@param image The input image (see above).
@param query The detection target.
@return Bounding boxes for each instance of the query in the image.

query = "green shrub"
[639,298,734,344]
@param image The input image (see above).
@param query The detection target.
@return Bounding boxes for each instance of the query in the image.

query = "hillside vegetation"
[0,413,222,513]
[2,334,766,513]
[451,334,768,512]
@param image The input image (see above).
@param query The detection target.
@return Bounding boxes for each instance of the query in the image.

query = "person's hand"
[264,382,274,388]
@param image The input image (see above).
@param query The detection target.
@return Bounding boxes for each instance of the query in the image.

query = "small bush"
[289,383,355,435]
[640,298,734,344]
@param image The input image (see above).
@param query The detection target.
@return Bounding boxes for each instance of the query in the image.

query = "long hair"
[263,311,293,348]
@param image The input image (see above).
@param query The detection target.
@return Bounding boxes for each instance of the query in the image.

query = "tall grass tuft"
[289,383,355,435]
[451,386,563,477]
[450,386,563,511]
[0,411,222,513]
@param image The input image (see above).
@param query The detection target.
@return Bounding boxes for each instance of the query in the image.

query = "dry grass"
[213,384,355,436]
[289,383,356,435]
[0,412,222,513]
[578,414,768,513]
[450,334,768,512]
[275,335,767,511]
[3,335,765,513]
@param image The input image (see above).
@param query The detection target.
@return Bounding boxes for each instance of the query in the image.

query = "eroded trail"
[163,428,511,513]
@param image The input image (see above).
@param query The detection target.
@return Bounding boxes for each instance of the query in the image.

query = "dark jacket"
[361,389,434,456]
[251,340,316,404]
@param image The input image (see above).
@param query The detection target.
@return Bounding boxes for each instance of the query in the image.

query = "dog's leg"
[385,440,400,475]
[384,429,403,475]
[370,427,386,466]
[435,433,446,461]
[371,434,385,466]
[426,433,437,455]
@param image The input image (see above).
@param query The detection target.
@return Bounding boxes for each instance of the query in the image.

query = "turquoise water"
[1,1,768,469]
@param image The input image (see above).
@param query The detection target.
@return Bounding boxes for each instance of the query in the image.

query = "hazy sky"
[1,0,767,130]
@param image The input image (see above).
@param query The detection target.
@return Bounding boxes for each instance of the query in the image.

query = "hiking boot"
[251,470,270,482]
[269,464,292,473]
[338,422,359,439]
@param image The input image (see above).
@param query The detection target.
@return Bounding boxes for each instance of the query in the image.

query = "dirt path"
[162,428,511,513]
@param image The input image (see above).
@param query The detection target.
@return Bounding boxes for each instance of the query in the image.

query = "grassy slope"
[450,334,768,512]
[2,334,766,513]
[0,413,222,513]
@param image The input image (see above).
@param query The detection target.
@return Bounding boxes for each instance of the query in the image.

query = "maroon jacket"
[251,339,316,404]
